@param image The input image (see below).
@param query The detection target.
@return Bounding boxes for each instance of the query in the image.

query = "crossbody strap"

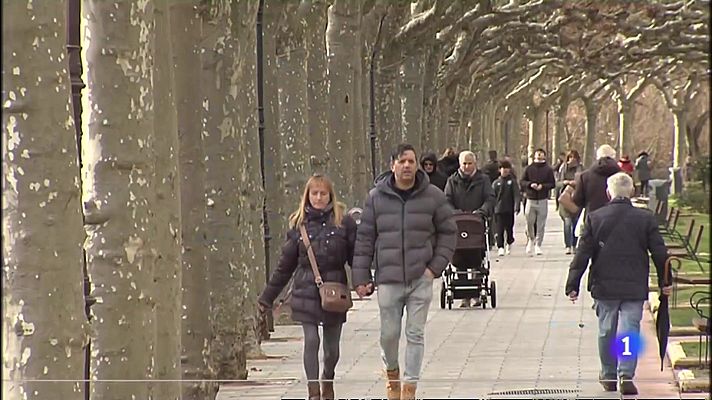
[298,224,323,287]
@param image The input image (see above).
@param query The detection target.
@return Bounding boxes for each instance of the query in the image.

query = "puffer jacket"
[444,170,495,216]
[437,155,459,179]
[352,170,457,286]
[259,204,357,325]
[635,154,651,181]
[565,198,670,300]
[573,157,620,213]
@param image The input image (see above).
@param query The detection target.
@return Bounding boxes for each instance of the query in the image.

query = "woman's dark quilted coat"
[259,205,357,325]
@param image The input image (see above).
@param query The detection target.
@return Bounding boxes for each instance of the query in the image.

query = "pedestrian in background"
[520,148,556,256]
[492,160,521,256]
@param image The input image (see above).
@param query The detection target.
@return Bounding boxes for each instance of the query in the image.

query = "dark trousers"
[494,212,515,248]
[302,323,343,382]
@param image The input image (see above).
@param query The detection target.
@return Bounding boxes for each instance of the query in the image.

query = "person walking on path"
[573,144,621,214]
[352,143,457,400]
[565,172,672,396]
[482,150,501,183]
[492,160,521,257]
[557,150,584,254]
[634,151,652,196]
[445,150,495,307]
[420,151,447,191]
[258,174,357,400]
[520,148,556,256]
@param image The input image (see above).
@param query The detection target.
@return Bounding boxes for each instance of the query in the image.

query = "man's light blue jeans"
[377,274,433,383]
[595,299,644,380]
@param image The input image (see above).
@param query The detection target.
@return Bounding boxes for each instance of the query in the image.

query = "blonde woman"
[258,174,356,400]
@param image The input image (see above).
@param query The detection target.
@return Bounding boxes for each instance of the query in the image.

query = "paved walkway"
[218,204,689,399]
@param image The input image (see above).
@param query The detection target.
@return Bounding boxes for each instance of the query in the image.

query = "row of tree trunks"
[2,1,89,398]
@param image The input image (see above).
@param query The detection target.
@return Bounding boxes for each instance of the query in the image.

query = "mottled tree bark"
[199,1,247,380]
[349,1,368,205]
[617,100,635,159]
[582,97,600,167]
[277,5,310,205]
[152,1,182,398]
[305,0,330,174]
[526,105,546,163]
[231,0,265,362]
[82,1,157,399]
[2,2,89,399]
[400,53,425,149]
[260,0,288,324]
[553,92,571,161]
[168,2,216,399]
[327,0,358,205]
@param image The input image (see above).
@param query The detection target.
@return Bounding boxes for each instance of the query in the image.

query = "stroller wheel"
[440,284,446,309]
[447,293,453,310]
[490,281,497,309]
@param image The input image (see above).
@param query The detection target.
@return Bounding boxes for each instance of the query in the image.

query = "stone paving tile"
[218,204,689,399]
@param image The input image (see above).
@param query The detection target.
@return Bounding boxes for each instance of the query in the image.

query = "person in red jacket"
[618,155,634,176]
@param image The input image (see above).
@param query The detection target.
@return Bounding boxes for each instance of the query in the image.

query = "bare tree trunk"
[277,7,310,205]
[232,0,265,361]
[2,2,89,398]
[400,53,425,148]
[327,0,358,204]
[376,48,402,171]
[672,108,687,194]
[305,1,330,174]
[436,87,454,152]
[82,1,157,398]
[261,0,288,323]
[199,3,247,380]
[553,96,570,161]
[583,97,599,167]
[350,1,368,205]
[617,100,635,158]
[508,103,523,177]
[421,44,441,153]
[169,3,216,399]
[526,106,546,164]
[153,1,182,398]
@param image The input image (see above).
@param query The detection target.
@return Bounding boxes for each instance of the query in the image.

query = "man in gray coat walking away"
[352,143,457,400]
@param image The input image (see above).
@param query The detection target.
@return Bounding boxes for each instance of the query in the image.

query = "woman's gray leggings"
[302,323,343,381]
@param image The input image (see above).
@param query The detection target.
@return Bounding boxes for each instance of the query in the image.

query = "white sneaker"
[497,248,505,256]
[505,244,511,255]
[535,245,543,255]
[565,247,572,255]
[526,241,533,255]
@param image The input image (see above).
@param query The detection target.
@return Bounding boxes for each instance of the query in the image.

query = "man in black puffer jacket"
[520,148,556,256]
[566,172,671,396]
[352,143,456,399]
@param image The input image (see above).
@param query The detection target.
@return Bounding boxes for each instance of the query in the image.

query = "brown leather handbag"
[299,225,353,313]
[558,185,580,215]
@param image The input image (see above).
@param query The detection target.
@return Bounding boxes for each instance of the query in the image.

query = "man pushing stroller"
[444,150,495,307]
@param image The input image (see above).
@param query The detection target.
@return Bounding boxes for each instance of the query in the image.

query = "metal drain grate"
[489,388,580,395]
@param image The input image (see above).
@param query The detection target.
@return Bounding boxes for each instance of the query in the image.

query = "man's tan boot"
[401,382,417,400]
[385,368,400,400]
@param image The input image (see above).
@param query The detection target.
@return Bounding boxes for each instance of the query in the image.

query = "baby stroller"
[440,211,497,309]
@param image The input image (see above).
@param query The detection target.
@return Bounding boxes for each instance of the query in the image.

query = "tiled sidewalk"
[218,205,692,399]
